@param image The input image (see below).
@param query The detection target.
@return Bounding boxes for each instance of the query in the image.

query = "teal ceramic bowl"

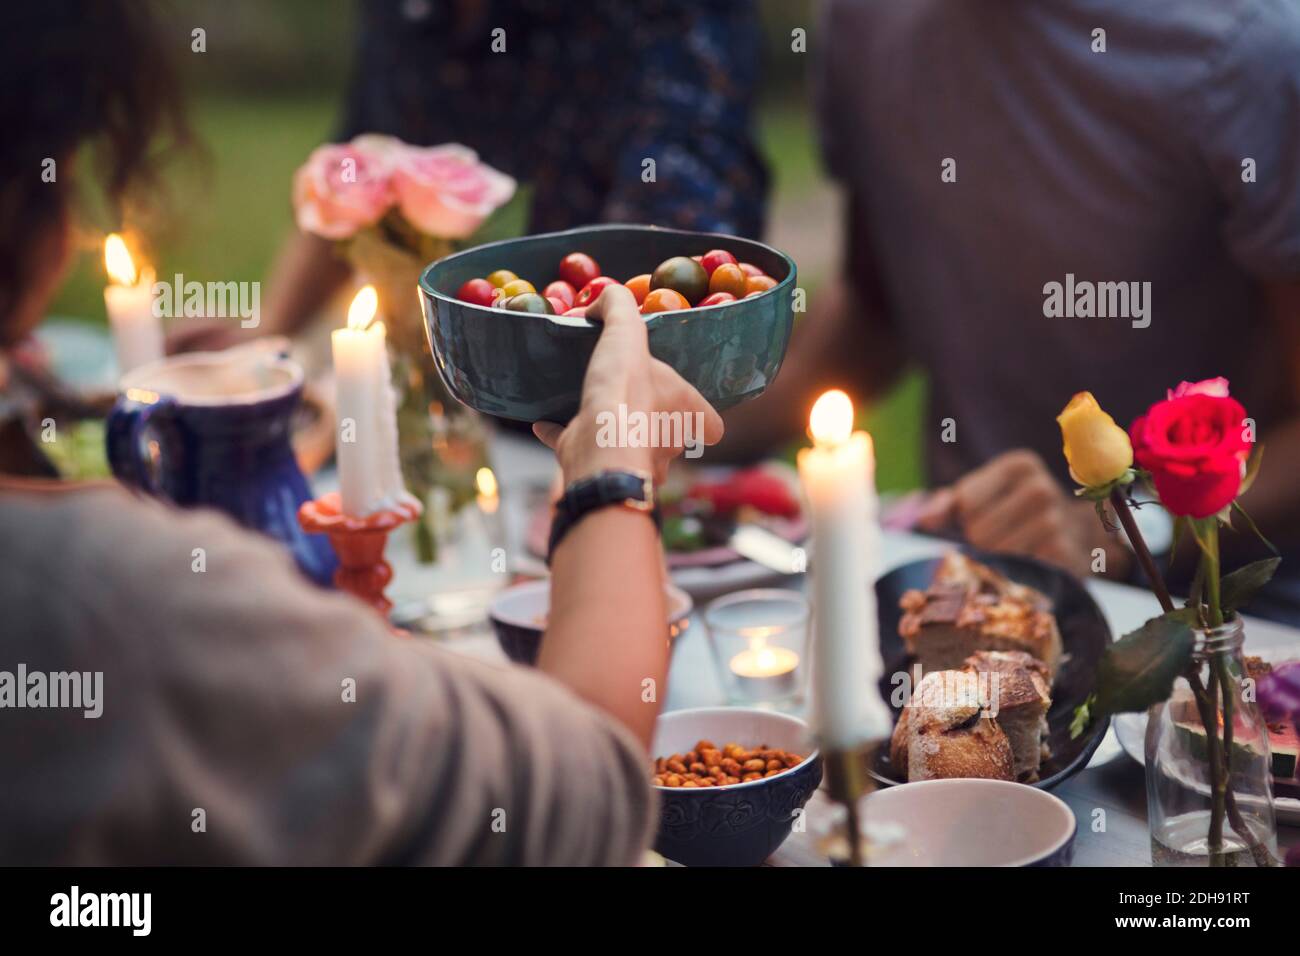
[418,224,797,423]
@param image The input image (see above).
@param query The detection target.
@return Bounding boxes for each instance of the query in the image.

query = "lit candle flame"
[809,389,854,448]
[475,466,498,498]
[347,285,379,331]
[104,233,138,286]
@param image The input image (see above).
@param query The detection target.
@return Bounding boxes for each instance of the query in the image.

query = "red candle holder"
[298,491,423,618]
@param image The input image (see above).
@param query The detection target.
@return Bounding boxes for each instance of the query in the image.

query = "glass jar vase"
[1145,616,1279,866]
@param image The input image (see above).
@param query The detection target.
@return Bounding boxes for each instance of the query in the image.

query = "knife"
[728,523,807,575]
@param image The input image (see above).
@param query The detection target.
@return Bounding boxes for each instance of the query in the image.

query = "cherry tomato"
[545,296,569,314]
[499,278,536,298]
[698,291,737,307]
[558,252,601,290]
[624,274,652,305]
[503,292,554,314]
[457,278,497,307]
[650,256,709,306]
[745,274,777,295]
[641,288,690,313]
[737,262,765,279]
[562,306,589,318]
[543,280,576,308]
[575,276,620,307]
[708,263,748,298]
[700,249,738,276]
[486,269,518,288]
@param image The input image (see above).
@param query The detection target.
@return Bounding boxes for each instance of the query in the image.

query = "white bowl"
[864,778,1076,867]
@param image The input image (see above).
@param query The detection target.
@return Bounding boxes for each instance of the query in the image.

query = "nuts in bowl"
[650,707,822,866]
[653,741,808,788]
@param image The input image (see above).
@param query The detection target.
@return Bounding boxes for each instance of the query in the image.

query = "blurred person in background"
[1,0,721,864]
[172,0,768,351]
[722,0,1300,622]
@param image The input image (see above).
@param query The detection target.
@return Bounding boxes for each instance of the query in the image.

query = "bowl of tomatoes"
[418,224,796,422]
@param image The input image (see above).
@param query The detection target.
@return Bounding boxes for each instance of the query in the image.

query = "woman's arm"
[534,286,723,748]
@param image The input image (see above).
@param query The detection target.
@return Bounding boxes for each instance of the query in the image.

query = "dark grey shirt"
[817,0,1300,487]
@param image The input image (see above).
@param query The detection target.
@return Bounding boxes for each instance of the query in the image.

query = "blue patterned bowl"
[418,224,796,423]
[652,707,822,867]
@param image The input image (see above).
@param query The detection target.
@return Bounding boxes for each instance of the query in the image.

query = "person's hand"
[533,285,723,484]
[915,449,1132,579]
[165,319,252,355]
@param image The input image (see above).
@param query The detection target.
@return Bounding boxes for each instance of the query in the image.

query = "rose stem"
[1108,490,1175,613]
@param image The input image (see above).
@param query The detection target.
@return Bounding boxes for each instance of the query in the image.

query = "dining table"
[425,429,1300,868]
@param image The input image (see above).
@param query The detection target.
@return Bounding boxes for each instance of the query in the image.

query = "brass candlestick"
[821,740,879,867]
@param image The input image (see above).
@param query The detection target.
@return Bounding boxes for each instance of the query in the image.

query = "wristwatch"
[546,468,660,564]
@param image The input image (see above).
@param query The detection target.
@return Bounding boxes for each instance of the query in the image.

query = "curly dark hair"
[0,0,188,322]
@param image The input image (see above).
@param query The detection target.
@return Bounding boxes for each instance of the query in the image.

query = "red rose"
[1130,385,1251,518]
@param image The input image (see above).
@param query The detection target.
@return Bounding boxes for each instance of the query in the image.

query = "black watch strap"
[547,469,660,564]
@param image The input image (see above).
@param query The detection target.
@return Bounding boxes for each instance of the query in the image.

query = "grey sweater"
[0,482,653,865]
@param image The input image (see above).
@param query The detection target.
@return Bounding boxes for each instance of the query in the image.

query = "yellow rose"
[1056,391,1133,487]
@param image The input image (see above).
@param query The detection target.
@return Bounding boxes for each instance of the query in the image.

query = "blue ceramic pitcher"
[105,344,337,586]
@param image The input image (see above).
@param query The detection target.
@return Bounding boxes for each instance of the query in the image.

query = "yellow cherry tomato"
[499,278,536,297]
[486,269,519,289]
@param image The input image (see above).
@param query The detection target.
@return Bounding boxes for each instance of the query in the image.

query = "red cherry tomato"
[641,288,690,313]
[558,252,601,290]
[575,276,620,307]
[545,296,569,314]
[700,249,738,276]
[698,291,737,307]
[543,280,576,308]
[457,278,497,307]
[737,262,765,279]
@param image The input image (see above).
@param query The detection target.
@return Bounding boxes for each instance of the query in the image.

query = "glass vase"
[1145,616,1279,866]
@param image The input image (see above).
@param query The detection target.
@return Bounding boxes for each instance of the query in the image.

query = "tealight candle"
[796,389,892,750]
[729,642,800,697]
[103,233,162,375]
[475,466,499,515]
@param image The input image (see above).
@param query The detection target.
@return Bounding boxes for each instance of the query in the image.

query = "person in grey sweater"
[0,2,721,864]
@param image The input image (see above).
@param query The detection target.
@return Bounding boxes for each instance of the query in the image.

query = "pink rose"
[391,144,516,240]
[1167,377,1231,401]
[292,142,395,240]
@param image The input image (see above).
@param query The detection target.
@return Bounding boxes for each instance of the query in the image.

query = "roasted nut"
[654,742,806,789]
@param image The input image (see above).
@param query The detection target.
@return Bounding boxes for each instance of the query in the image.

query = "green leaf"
[1239,444,1264,497]
[1069,695,1096,740]
[1171,515,1188,560]
[1092,614,1196,718]
[1219,557,1281,613]
[1230,501,1278,556]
